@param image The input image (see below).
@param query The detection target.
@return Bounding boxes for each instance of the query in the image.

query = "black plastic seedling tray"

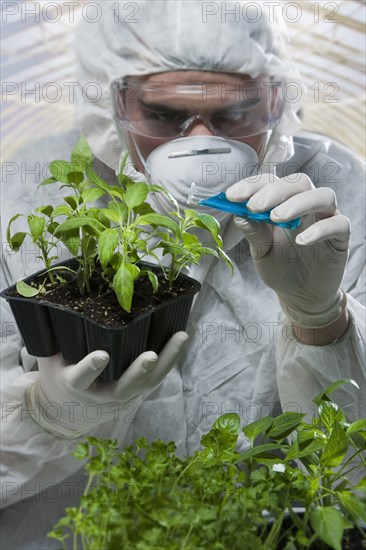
[1,260,200,380]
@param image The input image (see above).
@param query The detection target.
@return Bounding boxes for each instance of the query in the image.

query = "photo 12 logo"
[201,2,339,25]
[1,1,140,24]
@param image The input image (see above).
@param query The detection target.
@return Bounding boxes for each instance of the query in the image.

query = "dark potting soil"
[11,267,196,328]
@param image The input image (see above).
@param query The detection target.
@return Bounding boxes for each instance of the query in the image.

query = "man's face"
[117,71,280,173]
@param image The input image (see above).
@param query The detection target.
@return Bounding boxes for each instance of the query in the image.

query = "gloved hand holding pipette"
[225,172,350,344]
[188,181,301,230]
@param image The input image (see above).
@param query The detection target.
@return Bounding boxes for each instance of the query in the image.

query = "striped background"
[1,0,365,161]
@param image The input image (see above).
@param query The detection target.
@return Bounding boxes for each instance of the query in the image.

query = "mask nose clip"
[180,114,217,136]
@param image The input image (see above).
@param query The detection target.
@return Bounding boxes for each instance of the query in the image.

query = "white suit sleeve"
[276,136,366,422]
[0,131,134,509]
[0,333,143,509]
[276,294,366,422]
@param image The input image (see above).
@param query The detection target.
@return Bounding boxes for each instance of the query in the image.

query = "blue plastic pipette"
[188,183,301,230]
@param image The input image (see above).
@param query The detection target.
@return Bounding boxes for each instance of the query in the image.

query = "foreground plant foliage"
[49,380,366,550]
[7,136,232,312]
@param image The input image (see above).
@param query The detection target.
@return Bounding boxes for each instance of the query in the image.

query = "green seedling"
[48,380,365,550]
[7,137,232,312]
[7,206,61,293]
[40,136,108,294]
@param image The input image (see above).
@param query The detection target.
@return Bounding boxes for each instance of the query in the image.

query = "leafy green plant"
[48,380,365,550]
[7,206,62,293]
[6,137,232,312]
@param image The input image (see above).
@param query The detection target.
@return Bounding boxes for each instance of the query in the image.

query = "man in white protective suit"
[1,1,365,547]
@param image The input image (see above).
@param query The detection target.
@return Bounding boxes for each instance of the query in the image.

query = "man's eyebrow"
[217,97,262,110]
[138,99,188,113]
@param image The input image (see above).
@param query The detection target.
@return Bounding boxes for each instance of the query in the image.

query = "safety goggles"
[111,77,284,140]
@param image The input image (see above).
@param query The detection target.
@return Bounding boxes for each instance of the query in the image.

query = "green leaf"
[123,182,149,209]
[161,242,196,260]
[117,153,128,186]
[338,491,366,524]
[73,441,91,460]
[313,379,359,405]
[243,416,273,446]
[319,401,346,432]
[16,280,41,298]
[28,216,45,241]
[59,228,80,257]
[213,413,240,440]
[285,438,327,462]
[147,271,158,293]
[9,231,27,252]
[199,246,219,258]
[98,229,119,269]
[55,217,105,237]
[238,443,286,462]
[133,240,147,255]
[297,428,327,444]
[101,208,120,224]
[49,161,74,183]
[35,205,53,217]
[346,419,366,439]
[309,506,350,550]
[194,212,222,246]
[267,412,306,440]
[52,205,73,217]
[6,213,23,245]
[81,188,106,204]
[82,235,97,261]
[137,213,177,232]
[107,185,125,201]
[97,210,111,229]
[38,176,58,187]
[181,232,200,247]
[71,135,93,170]
[86,166,110,192]
[351,475,366,491]
[320,421,348,467]
[67,171,84,185]
[64,196,81,210]
[134,202,155,216]
[108,202,127,223]
[217,247,234,272]
[113,263,139,312]
[47,222,59,235]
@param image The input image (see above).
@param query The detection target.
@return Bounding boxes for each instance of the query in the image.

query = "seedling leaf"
[320,421,348,467]
[98,229,119,269]
[16,280,42,298]
[124,182,149,209]
[309,506,351,550]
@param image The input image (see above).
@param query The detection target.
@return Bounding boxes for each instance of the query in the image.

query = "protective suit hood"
[76,0,305,172]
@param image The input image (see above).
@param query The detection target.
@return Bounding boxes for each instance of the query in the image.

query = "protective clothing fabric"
[227,173,350,328]
[0,0,365,546]
[76,0,305,172]
[1,133,365,550]
[25,334,188,439]
[145,135,259,222]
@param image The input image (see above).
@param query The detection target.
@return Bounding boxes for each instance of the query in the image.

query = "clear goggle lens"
[111,77,284,139]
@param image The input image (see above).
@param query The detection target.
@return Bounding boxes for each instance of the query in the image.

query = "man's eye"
[214,110,248,125]
[151,111,183,124]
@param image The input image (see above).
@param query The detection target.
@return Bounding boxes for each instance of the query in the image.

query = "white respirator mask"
[142,136,259,224]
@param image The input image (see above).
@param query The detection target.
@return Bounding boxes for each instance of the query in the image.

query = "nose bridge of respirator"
[144,136,259,192]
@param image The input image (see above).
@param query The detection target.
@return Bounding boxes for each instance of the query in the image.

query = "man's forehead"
[136,70,268,86]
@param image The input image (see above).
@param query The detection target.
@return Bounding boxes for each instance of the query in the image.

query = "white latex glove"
[25,332,189,439]
[226,173,350,330]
